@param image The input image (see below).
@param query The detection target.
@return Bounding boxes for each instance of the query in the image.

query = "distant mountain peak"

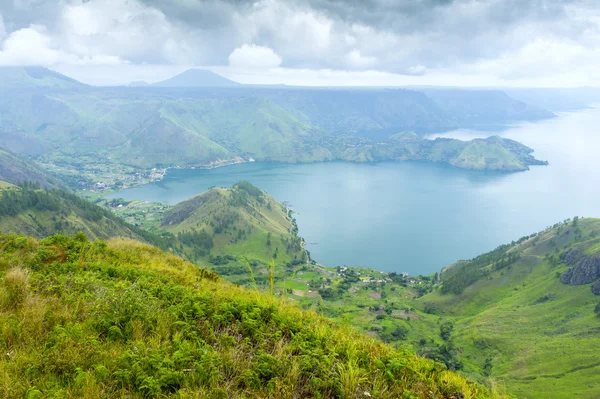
[152,69,240,87]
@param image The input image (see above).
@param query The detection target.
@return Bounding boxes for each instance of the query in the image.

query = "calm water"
[110,107,600,275]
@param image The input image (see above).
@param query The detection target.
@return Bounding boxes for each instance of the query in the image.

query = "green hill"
[0,184,173,251]
[0,233,499,398]
[414,217,600,398]
[0,148,65,189]
[0,78,554,190]
[160,182,307,282]
[0,66,86,90]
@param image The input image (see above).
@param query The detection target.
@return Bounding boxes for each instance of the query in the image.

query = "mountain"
[160,182,307,281]
[506,87,600,112]
[0,66,86,90]
[0,183,174,249]
[421,88,554,125]
[264,87,554,138]
[152,69,241,87]
[0,147,65,189]
[0,232,499,398]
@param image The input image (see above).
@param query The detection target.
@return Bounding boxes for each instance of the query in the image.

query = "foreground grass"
[0,233,500,398]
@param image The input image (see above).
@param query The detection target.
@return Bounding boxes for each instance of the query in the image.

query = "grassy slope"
[416,218,600,399]
[0,233,499,399]
[160,183,307,279]
[0,184,174,251]
[0,148,65,189]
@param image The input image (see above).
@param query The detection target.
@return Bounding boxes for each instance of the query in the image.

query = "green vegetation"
[0,67,552,193]
[160,182,307,283]
[0,148,65,190]
[0,182,174,250]
[415,218,600,398]
[0,233,499,398]
[218,218,600,399]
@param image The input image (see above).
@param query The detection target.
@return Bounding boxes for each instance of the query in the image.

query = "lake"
[109,107,600,275]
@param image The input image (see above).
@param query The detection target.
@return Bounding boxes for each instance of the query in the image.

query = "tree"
[440,321,454,341]
[595,301,600,318]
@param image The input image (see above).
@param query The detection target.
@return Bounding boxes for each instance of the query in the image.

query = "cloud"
[0,15,6,40]
[229,44,282,69]
[345,49,377,68]
[2,0,600,86]
[0,24,123,66]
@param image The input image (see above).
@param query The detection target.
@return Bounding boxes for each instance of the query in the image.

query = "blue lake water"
[110,107,600,275]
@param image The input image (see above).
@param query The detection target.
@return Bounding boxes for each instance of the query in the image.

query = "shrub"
[3,267,29,309]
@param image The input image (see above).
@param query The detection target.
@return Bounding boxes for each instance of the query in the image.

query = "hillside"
[414,218,600,398]
[0,66,86,90]
[0,148,65,189]
[0,71,556,189]
[233,218,600,399]
[152,69,241,87]
[421,89,553,125]
[0,233,499,398]
[0,184,173,250]
[343,133,547,171]
[160,182,307,282]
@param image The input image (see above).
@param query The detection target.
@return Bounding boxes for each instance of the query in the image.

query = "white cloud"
[345,49,378,68]
[0,24,124,66]
[0,15,6,40]
[229,44,282,69]
[0,25,72,65]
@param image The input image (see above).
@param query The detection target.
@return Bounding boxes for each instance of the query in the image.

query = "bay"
[109,107,600,275]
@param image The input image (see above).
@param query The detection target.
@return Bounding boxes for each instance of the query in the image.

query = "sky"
[0,0,599,87]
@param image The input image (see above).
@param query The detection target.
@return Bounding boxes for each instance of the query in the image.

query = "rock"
[592,280,600,295]
[560,249,600,286]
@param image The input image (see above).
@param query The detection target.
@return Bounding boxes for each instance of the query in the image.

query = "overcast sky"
[0,0,599,86]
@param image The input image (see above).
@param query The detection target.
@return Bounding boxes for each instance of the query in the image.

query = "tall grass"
[0,233,503,399]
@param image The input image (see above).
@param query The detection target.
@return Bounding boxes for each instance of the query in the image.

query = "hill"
[0,66,86,90]
[0,148,65,189]
[160,182,307,282]
[0,232,499,398]
[240,217,600,399]
[152,69,241,87]
[414,217,600,398]
[0,184,173,250]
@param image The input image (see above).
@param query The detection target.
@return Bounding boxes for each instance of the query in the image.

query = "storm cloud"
[0,0,599,86]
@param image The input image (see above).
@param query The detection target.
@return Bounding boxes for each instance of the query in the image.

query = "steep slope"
[415,218,600,399]
[0,148,65,189]
[0,233,498,398]
[152,69,241,87]
[0,184,173,250]
[161,182,307,276]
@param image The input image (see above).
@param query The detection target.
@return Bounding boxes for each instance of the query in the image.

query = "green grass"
[0,233,500,398]
[412,218,600,399]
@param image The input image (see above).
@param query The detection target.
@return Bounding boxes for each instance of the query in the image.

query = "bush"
[2,268,29,309]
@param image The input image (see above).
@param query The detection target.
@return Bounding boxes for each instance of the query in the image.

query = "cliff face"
[561,248,600,294]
